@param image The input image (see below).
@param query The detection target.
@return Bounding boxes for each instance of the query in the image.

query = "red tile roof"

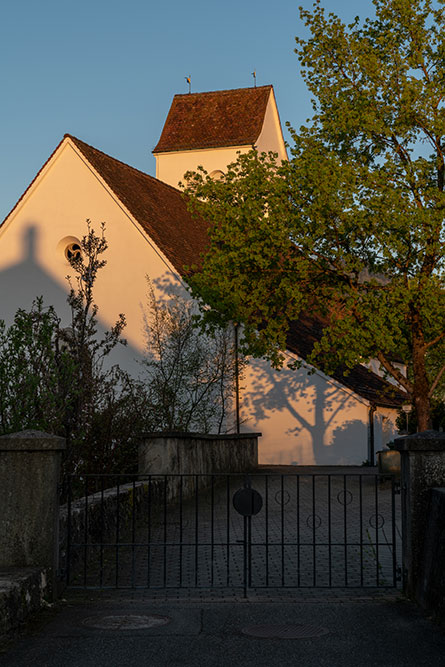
[67,135,209,275]
[286,314,406,408]
[153,86,272,153]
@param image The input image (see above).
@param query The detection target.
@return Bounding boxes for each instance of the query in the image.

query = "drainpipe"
[234,323,240,434]
[368,404,376,465]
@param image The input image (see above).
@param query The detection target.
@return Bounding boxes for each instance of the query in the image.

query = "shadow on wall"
[0,225,143,375]
[244,358,368,465]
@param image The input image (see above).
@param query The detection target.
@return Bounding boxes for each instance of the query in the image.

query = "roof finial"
[252,71,256,87]
[185,75,191,94]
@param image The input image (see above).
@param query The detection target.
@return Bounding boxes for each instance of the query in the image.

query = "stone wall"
[0,569,49,647]
[393,431,445,599]
[416,487,445,622]
[0,430,65,601]
[58,479,164,580]
[138,431,260,500]
[138,431,259,475]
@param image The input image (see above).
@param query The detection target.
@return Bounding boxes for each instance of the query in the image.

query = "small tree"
[61,221,151,474]
[141,280,240,434]
[0,222,152,476]
[0,298,75,435]
[185,0,445,430]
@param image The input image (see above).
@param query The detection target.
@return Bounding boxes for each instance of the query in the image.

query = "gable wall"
[0,141,189,376]
[242,355,370,465]
[255,91,288,161]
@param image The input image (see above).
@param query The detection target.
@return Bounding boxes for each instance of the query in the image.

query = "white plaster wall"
[375,407,399,451]
[363,359,407,387]
[155,145,252,189]
[0,139,190,377]
[240,355,371,465]
[255,91,288,162]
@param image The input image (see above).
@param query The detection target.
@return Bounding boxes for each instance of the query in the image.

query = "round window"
[65,242,82,261]
[209,170,225,182]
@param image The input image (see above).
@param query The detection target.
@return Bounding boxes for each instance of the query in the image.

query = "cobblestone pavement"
[68,469,402,595]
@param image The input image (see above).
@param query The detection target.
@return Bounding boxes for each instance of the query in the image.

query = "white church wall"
[0,139,189,377]
[374,407,400,451]
[255,91,288,162]
[241,355,371,465]
[155,145,252,189]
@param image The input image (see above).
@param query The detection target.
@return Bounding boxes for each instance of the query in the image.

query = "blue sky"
[0,0,377,222]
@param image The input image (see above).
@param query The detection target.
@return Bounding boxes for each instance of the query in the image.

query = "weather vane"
[185,75,191,94]
[252,71,256,87]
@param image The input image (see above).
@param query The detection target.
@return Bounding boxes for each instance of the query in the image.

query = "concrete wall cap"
[138,431,262,441]
[393,430,445,452]
[0,429,66,451]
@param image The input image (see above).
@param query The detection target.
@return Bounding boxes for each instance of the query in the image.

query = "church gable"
[66,135,209,275]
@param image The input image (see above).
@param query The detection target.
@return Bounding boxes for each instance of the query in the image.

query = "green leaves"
[185,0,445,428]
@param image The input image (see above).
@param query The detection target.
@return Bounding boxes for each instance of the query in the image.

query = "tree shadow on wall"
[244,358,368,465]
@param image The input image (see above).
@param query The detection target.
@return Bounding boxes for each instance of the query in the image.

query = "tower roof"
[153,85,273,154]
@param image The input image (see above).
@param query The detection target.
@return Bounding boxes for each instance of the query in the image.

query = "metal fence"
[61,472,402,593]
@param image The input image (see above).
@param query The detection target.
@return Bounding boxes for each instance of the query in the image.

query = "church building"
[0,85,405,465]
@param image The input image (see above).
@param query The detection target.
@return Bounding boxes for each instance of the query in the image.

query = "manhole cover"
[82,614,171,630]
[241,624,329,639]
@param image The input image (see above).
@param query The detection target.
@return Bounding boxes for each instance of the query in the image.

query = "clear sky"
[0,0,377,222]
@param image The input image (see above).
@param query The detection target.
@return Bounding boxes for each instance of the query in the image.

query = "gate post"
[393,430,445,599]
[0,430,66,600]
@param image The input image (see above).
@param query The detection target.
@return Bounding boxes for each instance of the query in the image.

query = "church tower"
[153,85,287,189]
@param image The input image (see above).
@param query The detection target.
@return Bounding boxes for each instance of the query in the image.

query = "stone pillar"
[393,430,445,598]
[0,430,66,599]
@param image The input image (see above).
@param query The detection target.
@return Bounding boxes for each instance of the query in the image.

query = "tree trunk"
[414,391,431,432]
[412,329,432,431]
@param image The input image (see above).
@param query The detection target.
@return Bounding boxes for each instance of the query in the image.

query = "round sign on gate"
[233,487,263,516]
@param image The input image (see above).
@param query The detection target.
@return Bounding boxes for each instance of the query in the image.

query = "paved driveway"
[67,467,402,594]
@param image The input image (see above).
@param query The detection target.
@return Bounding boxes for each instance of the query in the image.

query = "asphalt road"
[1,593,445,667]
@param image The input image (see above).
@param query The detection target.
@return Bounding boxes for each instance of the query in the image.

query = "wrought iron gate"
[61,472,402,592]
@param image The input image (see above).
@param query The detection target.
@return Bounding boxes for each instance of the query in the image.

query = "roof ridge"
[173,84,273,99]
[65,134,186,196]
[153,85,273,154]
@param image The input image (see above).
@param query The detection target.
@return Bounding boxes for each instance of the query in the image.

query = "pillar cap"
[0,430,66,452]
[393,430,445,452]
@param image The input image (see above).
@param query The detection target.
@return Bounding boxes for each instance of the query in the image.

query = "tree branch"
[429,363,445,398]
[376,351,413,394]
[425,332,445,350]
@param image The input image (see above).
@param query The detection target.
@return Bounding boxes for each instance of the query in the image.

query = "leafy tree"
[0,298,75,435]
[0,222,151,476]
[141,280,241,434]
[184,0,445,431]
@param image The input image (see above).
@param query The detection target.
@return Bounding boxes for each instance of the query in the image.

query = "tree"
[61,222,152,475]
[141,281,241,434]
[184,0,445,430]
[0,222,152,476]
[0,298,75,436]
